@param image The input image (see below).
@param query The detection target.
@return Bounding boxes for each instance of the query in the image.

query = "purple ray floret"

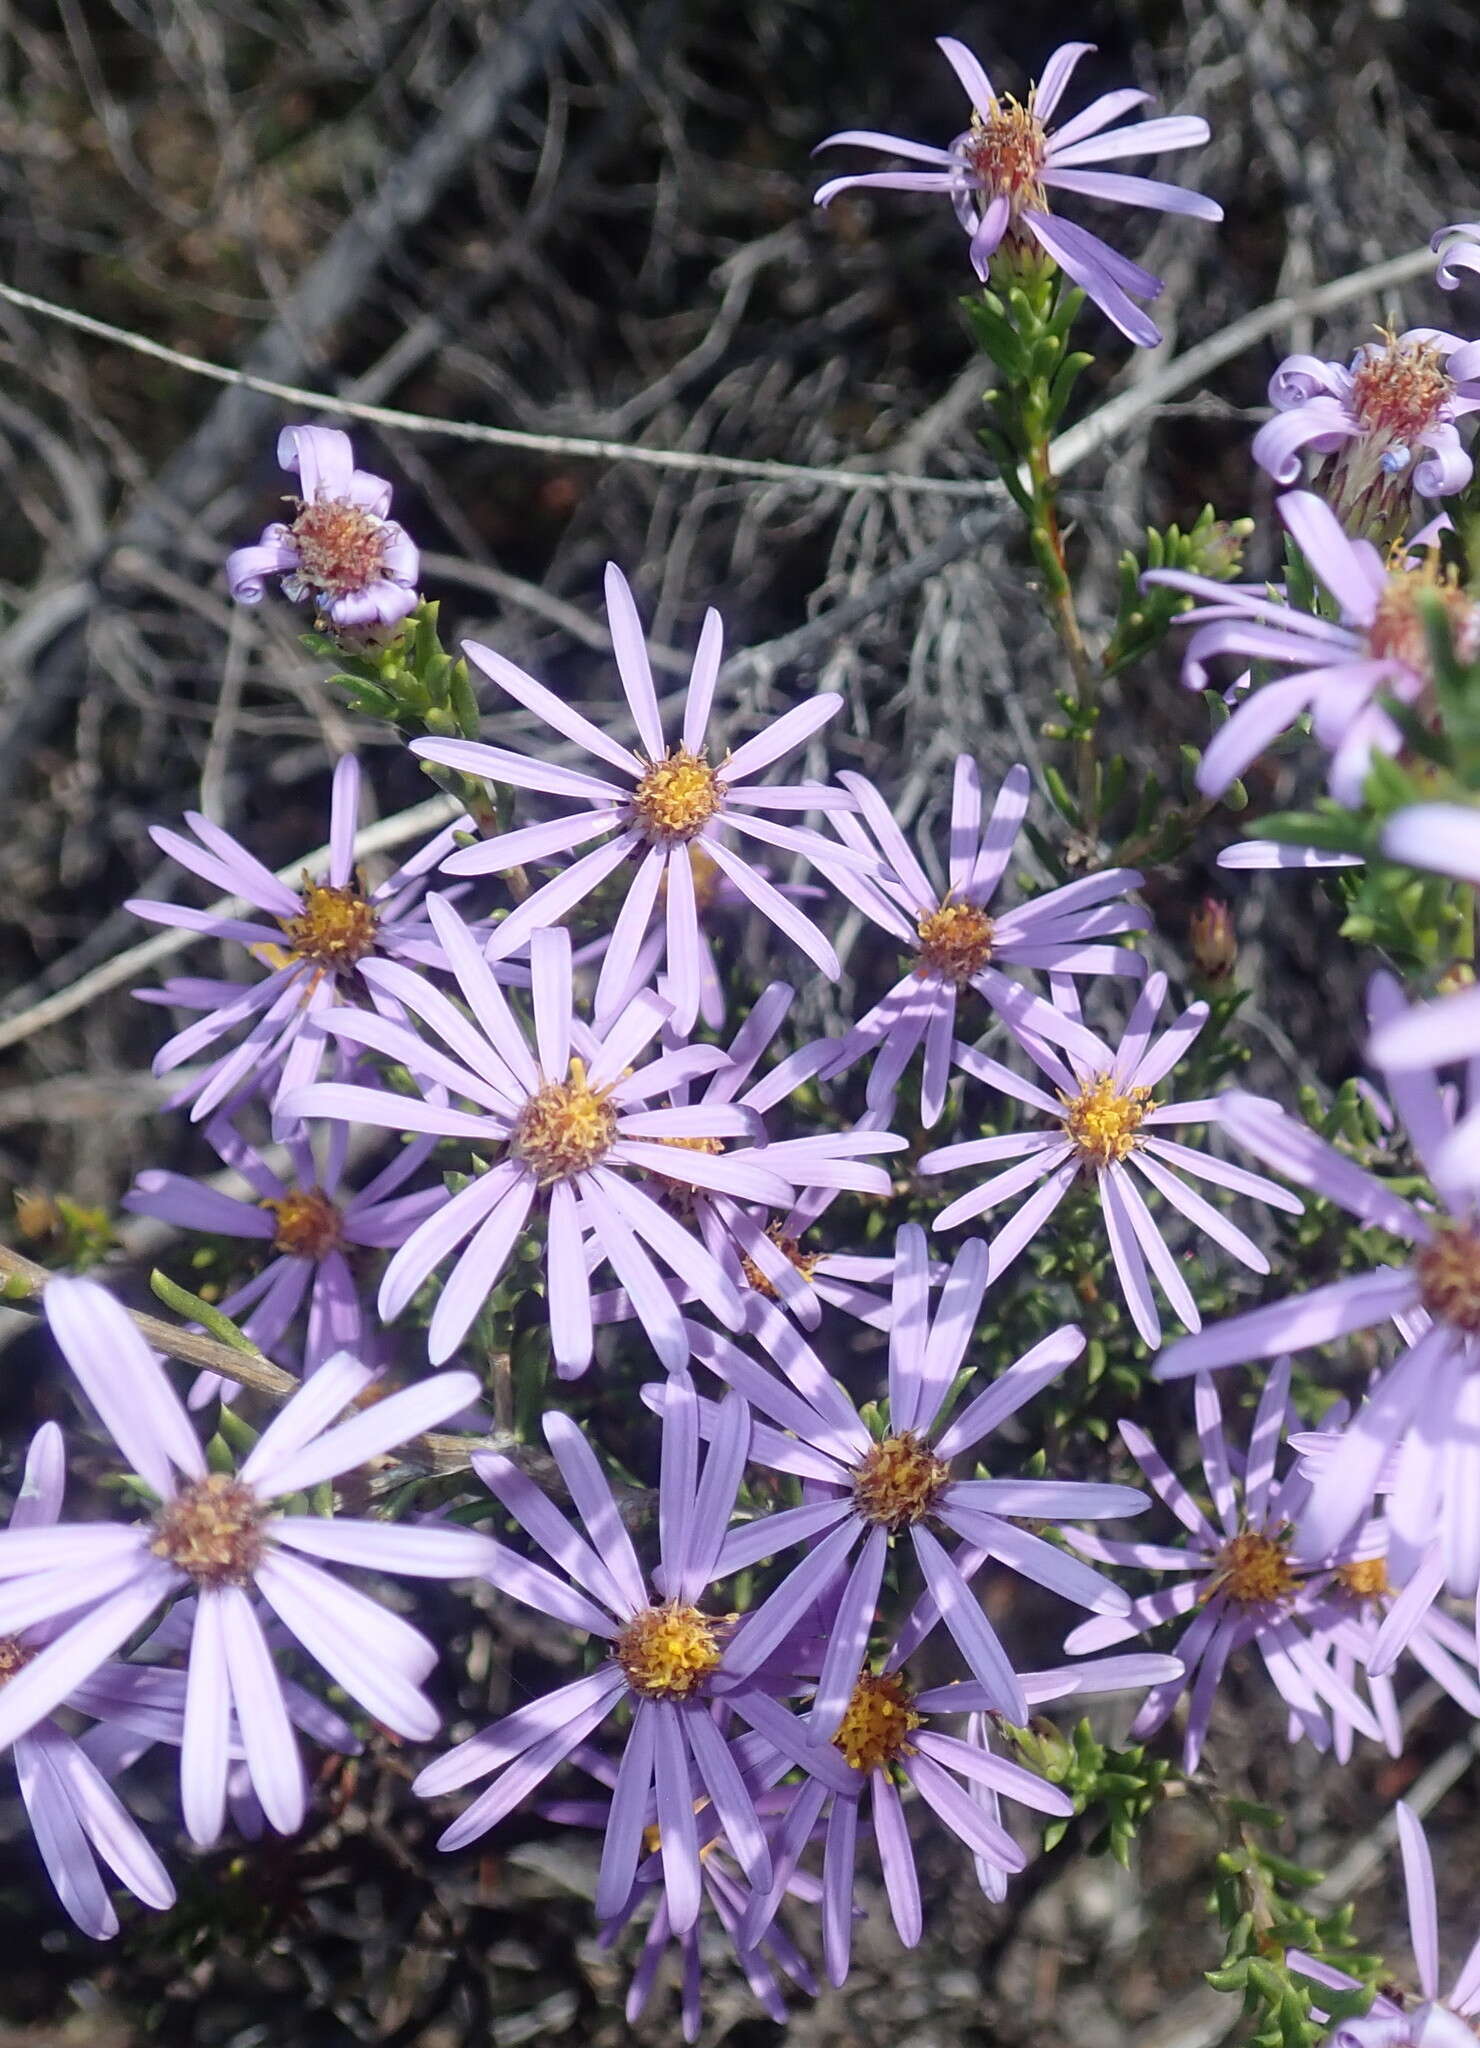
[226,425,419,630]
[0,1277,495,1847]
[814,37,1221,346]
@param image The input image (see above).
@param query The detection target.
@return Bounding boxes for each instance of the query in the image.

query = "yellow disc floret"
[1415,1221,1480,1334]
[512,1058,619,1184]
[615,1602,721,1701]
[833,1671,922,1775]
[632,749,724,843]
[1061,1073,1152,1167]
[1336,1557,1391,1603]
[915,901,995,984]
[852,1431,949,1530]
[263,1186,344,1259]
[1367,555,1480,675]
[1210,1529,1297,1607]
[0,1636,34,1686]
[740,1224,821,1299]
[151,1474,266,1588]
[281,881,379,970]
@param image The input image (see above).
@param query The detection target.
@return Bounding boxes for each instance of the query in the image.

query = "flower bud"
[1190,897,1237,983]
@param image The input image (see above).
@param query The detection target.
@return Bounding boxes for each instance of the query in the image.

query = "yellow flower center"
[512,1058,618,1184]
[0,1636,35,1685]
[631,748,724,843]
[281,881,379,970]
[1336,1557,1391,1603]
[739,1224,821,1299]
[289,495,392,599]
[915,901,995,985]
[615,1602,721,1701]
[963,97,1049,215]
[263,1186,344,1260]
[659,843,725,914]
[852,1431,949,1530]
[1415,1221,1480,1334]
[833,1671,922,1774]
[151,1474,265,1588]
[1060,1074,1151,1167]
[1210,1530,1296,1607]
[1349,334,1454,446]
[1367,558,1480,675]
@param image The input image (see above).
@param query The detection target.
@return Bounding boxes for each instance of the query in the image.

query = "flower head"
[1065,1364,1383,1768]
[226,426,419,631]
[127,756,472,1138]
[1147,490,1480,804]
[411,563,876,1034]
[1254,330,1480,526]
[821,757,1146,1124]
[919,972,1302,1348]
[0,1277,493,1847]
[814,37,1221,346]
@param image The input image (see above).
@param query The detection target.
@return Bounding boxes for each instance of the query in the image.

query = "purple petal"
[44,1276,203,1499]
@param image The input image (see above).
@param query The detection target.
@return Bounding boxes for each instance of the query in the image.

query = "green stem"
[1025,431,1099,834]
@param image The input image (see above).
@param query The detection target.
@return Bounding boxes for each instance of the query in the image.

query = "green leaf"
[150,1271,264,1357]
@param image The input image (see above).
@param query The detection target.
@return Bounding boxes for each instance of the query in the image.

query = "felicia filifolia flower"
[919,973,1302,1348]
[1157,990,1480,1587]
[681,1226,1141,1729]
[127,755,466,1136]
[814,37,1220,345]
[1066,1365,1382,1768]
[124,1096,442,1396]
[822,757,1146,1122]
[0,1278,494,1845]
[1146,489,1480,804]
[412,563,874,1035]
[1253,330,1480,525]
[0,1424,175,1938]
[413,1376,838,1937]
[1435,222,1480,292]
[226,426,419,631]
[1290,1803,1480,2048]
[288,899,800,1375]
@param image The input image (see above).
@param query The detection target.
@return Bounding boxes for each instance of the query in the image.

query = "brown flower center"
[852,1432,949,1530]
[631,749,724,843]
[0,1636,35,1685]
[615,1602,721,1701]
[739,1224,820,1299]
[833,1670,922,1774]
[512,1059,618,1184]
[288,496,392,598]
[1336,1556,1391,1603]
[1367,561,1480,675]
[151,1474,265,1588]
[263,1186,344,1259]
[1211,1530,1296,1607]
[281,881,379,971]
[1349,335,1454,446]
[1061,1074,1151,1167]
[963,98,1049,214]
[915,901,995,984]
[1415,1221,1480,1333]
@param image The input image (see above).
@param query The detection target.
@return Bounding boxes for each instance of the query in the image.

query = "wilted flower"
[226,426,419,631]
[412,563,876,1035]
[919,972,1302,1348]
[0,1278,494,1845]
[814,36,1221,345]
[821,757,1146,1124]
[1253,330,1480,527]
[1147,490,1480,805]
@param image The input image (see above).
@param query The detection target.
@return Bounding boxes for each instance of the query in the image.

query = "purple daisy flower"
[1065,1364,1383,1768]
[226,425,419,631]
[412,1374,843,1937]
[1435,222,1480,292]
[821,757,1147,1123]
[918,972,1303,1349]
[1158,977,1480,1589]
[124,1093,443,1398]
[286,901,803,1375]
[0,1277,495,1845]
[0,1424,176,1938]
[669,1226,1142,1729]
[1253,330,1480,525]
[411,563,875,1035]
[814,37,1221,346]
[1145,490,1480,804]
[1290,1803,1480,2048]
[127,755,471,1137]
[737,1645,1180,1985]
